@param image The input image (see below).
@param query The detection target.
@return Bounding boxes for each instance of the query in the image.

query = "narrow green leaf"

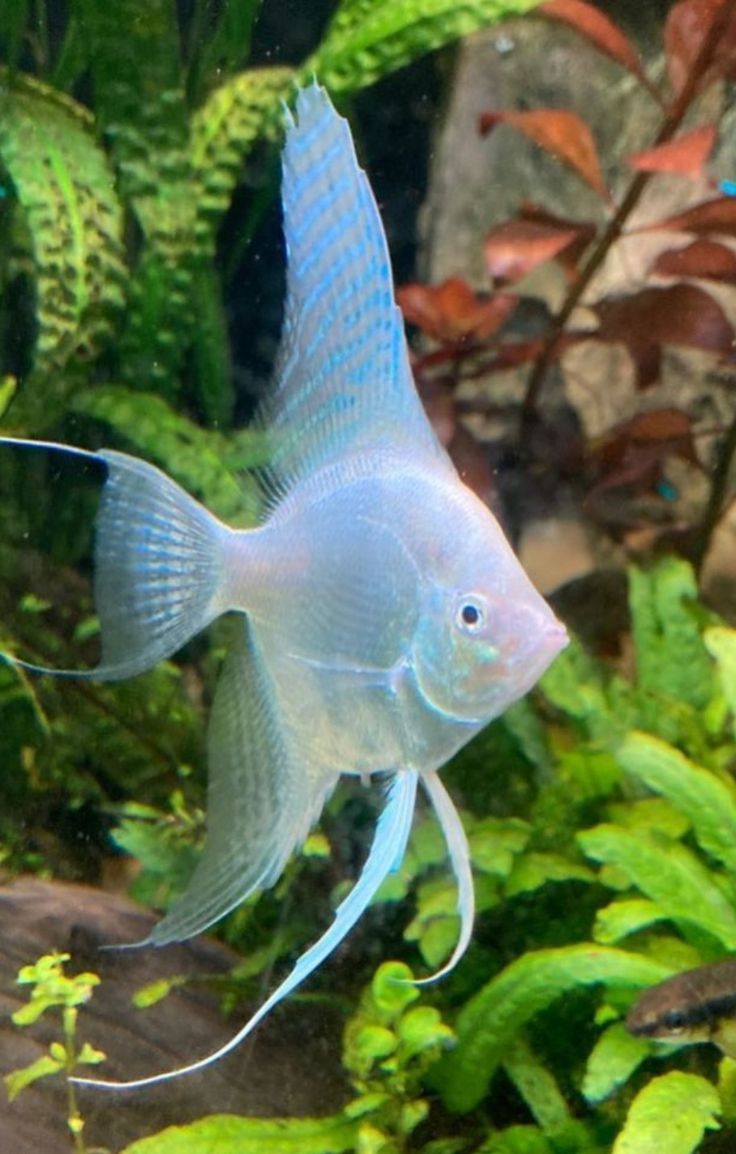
[582,1022,650,1104]
[119,1113,358,1154]
[616,732,736,875]
[502,1033,571,1131]
[505,851,594,897]
[579,824,736,949]
[705,626,736,735]
[4,1053,64,1102]
[612,1072,720,1154]
[308,0,545,94]
[436,944,671,1113]
[71,385,259,521]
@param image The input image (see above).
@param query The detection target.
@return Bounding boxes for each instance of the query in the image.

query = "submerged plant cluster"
[2,2,736,1153]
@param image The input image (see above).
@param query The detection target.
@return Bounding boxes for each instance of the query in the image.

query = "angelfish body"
[1,86,566,1088]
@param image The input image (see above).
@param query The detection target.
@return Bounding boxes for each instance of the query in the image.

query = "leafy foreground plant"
[7,958,453,1154]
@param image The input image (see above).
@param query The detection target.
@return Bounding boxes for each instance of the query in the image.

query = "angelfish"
[1,85,567,1089]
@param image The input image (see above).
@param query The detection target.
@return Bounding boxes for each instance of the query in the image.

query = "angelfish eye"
[456,596,486,633]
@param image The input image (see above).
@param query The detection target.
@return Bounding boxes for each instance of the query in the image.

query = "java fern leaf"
[612,1072,720,1154]
[616,732,736,877]
[118,1113,358,1154]
[435,943,671,1113]
[578,823,736,950]
[582,1022,651,1105]
[309,0,546,93]
[71,385,265,522]
[0,70,124,422]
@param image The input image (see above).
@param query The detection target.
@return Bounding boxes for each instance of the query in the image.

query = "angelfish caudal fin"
[0,438,232,680]
[72,769,420,1091]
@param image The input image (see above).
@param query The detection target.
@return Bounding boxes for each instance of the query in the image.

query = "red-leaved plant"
[398,0,736,566]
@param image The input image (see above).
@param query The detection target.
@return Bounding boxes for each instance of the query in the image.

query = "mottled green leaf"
[593,899,668,945]
[309,0,545,94]
[616,732,736,875]
[0,70,124,422]
[705,626,736,736]
[612,1072,720,1154]
[579,824,736,948]
[436,944,671,1112]
[583,1022,650,1104]
[502,1034,571,1130]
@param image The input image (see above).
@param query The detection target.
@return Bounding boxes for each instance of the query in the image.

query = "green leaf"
[308,0,545,94]
[593,899,669,945]
[119,1113,359,1154]
[0,69,124,422]
[190,66,293,260]
[71,385,261,521]
[579,824,736,949]
[436,944,671,1113]
[502,1034,571,1131]
[616,733,736,875]
[370,961,418,1018]
[478,1126,554,1154]
[4,1052,64,1102]
[582,1022,650,1104]
[612,1072,720,1154]
[397,1006,454,1062]
[705,626,736,736]
[505,851,594,898]
[629,560,713,711]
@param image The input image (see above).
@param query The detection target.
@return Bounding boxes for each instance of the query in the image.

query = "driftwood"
[0,876,346,1153]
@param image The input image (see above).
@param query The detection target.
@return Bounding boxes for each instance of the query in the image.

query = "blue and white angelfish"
[1,85,567,1089]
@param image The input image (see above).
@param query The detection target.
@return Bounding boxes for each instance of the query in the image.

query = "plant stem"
[690,400,736,573]
[520,0,736,431]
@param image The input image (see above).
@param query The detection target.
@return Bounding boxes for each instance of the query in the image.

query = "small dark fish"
[627,959,736,1058]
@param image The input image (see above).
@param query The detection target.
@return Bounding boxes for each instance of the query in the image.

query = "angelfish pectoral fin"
[71,769,420,1092]
[0,437,230,681]
[413,771,475,985]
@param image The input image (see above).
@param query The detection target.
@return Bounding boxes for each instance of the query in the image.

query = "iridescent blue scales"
[0,85,567,1089]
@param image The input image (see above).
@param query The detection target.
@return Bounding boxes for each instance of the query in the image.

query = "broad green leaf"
[436,944,671,1113]
[505,851,594,897]
[705,626,736,735]
[616,732,736,875]
[120,1113,358,1154]
[71,385,262,521]
[612,1072,720,1154]
[579,824,736,949]
[470,817,531,876]
[397,1006,454,1062]
[582,1022,650,1104]
[629,560,713,711]
[479,1127,553,1154]
[309,0,545,94]
[0,70,124,421]
[593,899,668,945]
[502,1034,571,1131]
[4,1052,64,1102]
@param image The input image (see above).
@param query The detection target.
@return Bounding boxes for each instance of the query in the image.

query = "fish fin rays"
[144,625,336,946]
[0,438,230,681]
[414,771,475,985]
[72,769,419,1091]
[263,84,447,494]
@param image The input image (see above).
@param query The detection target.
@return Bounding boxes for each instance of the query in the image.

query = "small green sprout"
[5,952,107,1154]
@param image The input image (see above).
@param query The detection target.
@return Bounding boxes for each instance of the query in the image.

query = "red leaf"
[397,278,517,344]
[627,125,717,179]
[644,197,736,236]
[479,108,609,201]
[665,0,736,96]
[587,408,699,506]
[540,0,651,89]
[650,239,736,283]
[484,218,591,284]
[595,283,735,389]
